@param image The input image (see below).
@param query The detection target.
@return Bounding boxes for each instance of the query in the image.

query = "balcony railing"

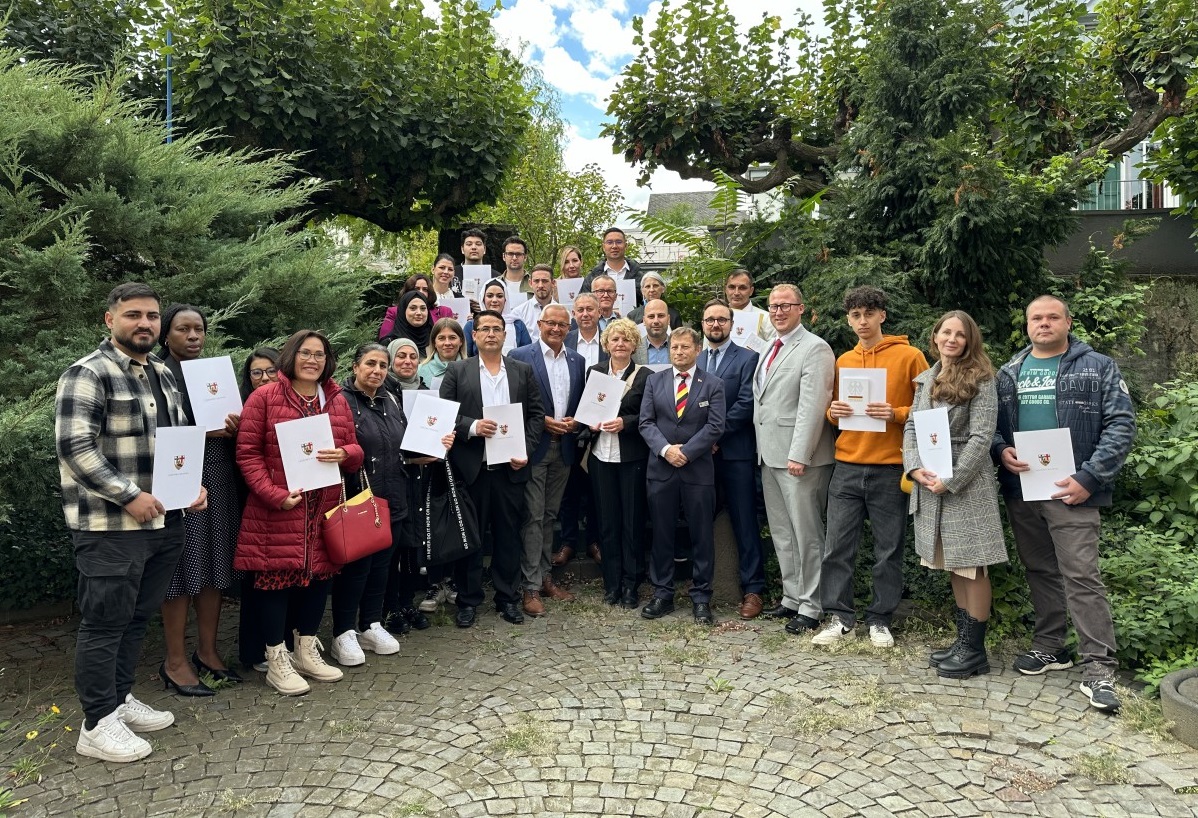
[1076,178,1182,212]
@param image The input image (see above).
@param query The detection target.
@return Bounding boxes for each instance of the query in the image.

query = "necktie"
[708,348,720,374]
[676,372,689,418]
[765,339,784,372]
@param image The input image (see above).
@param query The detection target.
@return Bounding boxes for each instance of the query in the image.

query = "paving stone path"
[3,585,1197,817]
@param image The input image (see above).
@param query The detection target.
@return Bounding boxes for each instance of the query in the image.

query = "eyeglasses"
[767,303,803,313]
[296,350,327,360]
[540,320,570,330]
[504,251,526,258]
[702,317,730,326]
[249,367,278,378]
[603,239,625,246]
[592,288,616,296]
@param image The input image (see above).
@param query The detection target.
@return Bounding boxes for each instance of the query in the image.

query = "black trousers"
[465,467,525,607]
[259,578,332,646]
[73,517,185,725]
[331,536,397,635]
[646,476,715,604]
[589,457,647,596]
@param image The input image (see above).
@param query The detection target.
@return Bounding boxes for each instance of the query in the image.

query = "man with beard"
[56,282,208,762]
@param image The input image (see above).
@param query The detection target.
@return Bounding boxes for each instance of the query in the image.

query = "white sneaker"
[811,615,856,646]
[253,661,268,673]
[418,584,441,613]
[116,694,174,732]
[76,711,152,763]
[357,622,400,656]
[869,623,895,648]
[444,580,458,605]
[330,630,366,667]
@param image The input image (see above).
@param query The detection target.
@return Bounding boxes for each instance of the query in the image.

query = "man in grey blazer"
[752,283,836,634]
[639,327,726,625]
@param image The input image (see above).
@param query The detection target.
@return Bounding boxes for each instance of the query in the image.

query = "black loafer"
[785,613,820,634]
[641,598,675,620]
[603,591,620,605]
[765,604,799,619]
[693,602,715,626]
[620,590,639,610]
[401,607,431,630]
[455,606,477,628]
[498,602,525,624]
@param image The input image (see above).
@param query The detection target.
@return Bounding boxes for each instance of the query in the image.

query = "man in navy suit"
[440,310,545,628]
[638,327,726,625]
[698,299,766,619]
[509,305,587,616]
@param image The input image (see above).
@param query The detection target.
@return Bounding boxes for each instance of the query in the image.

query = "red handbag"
[322,470,392,564]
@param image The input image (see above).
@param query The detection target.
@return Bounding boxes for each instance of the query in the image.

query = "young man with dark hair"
[581,227,644,304]
[57,283,208,762]
[500,236,532,295]
[813,286,929,648]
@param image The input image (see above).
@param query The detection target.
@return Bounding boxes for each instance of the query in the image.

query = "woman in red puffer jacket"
[235,330,363,696]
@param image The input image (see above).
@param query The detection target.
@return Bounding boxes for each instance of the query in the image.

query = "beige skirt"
[921,536,988,580]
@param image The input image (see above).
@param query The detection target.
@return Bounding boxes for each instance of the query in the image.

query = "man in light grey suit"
[752,283,836,634]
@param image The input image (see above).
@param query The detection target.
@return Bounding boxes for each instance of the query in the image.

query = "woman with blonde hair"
[903,310,1005,680]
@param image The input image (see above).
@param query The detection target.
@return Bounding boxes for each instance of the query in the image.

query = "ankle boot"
[291,635,344,682]
[937,614,990,679]
[265,643,310,696]
[929,606,966,668]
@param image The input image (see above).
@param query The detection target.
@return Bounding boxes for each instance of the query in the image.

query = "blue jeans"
[819,462,908,627]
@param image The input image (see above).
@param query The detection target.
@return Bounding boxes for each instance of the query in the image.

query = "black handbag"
[420,459,479,567]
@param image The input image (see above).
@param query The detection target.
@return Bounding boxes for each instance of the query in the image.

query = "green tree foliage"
[2,0,533,232]
[466,85,622,268]
[0,47,373,608]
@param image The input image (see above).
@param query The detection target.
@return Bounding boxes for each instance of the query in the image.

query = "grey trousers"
[820,462,909,627]
[73,519,184,724]
[1006,497,1118,680]
[521,443,570,592]
[762,463,832,620]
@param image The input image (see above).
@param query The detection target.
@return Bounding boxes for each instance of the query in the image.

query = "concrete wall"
[1045,212,1198,278]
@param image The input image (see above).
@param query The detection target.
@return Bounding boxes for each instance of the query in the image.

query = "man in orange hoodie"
[811,286,929,648]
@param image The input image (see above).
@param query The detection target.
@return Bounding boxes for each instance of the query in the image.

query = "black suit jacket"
[439,356,545,485]
[584,362,651,462]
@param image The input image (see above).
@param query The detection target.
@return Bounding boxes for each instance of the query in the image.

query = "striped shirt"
[55,339,187,531]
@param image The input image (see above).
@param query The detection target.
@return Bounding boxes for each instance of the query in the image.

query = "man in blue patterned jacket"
[993,295,1135,713]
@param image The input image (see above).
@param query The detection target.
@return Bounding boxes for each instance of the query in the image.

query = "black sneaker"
[401,607,431,631]
[1080,679,1121,712]
[1013,648,1074,675]
[784,614,820,635]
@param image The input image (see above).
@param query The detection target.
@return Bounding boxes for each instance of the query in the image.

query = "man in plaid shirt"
[56,282,207,763]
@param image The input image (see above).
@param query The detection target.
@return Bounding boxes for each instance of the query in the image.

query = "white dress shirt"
[471,357,509,455]
[592,363,631,464]
[575,330,601,367]
[540,340,570,419]
[756,326,801,390]
[512,297,556,341]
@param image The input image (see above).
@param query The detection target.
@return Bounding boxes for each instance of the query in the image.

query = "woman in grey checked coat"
[903,310,1006,680]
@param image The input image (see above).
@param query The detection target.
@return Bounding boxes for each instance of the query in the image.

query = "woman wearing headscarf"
[384,291,434,354]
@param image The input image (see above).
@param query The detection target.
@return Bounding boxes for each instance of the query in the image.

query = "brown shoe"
[738,593,764,620]
[587,542,602,564]
[542,578,575,602]
[551,545,575,567]
[522,591,545,617]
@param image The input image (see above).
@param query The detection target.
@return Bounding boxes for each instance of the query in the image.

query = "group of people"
[55,228,1135,764]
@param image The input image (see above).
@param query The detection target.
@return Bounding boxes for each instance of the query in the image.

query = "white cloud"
[492,0,563,59]
[540,46,617,106]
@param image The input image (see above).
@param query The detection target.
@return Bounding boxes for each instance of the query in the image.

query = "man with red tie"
[638,327,726,625]
[752,284,836,634]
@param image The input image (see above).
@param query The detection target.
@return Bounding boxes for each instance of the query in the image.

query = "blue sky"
[469,0,826,210]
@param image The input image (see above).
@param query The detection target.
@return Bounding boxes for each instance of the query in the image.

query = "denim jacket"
[991,336,1136,506]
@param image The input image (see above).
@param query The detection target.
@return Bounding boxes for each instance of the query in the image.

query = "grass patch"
[491,714,549,757]
[217,789,258,813]
[757,630,789,654]
[1071,749,1132,784]
[660,643,712,665]
[706,676,733,693]
[1117,688,1174,741]
[8,745,51,786]
[389,802,428,817]
[325,719,369,739]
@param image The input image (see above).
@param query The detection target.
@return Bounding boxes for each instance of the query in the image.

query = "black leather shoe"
[385,609,412,635]
[640,598,675,620]
[160,663,216,697]
[498,602,525,624]
[603,591,620,605]
[765,604,798,619]
[401,607,431,630]
[620,590,639,610]
[693,602,715,626]
[455,606,477,628]
[785,613,820,634]
[192,652,244,684]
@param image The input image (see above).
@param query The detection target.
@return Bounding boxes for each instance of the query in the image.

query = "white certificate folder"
[838,368,887,432]
[483,403,527,463]
[1013,427,1076,502]
[274,414,340,492]
[401,393,459,459]
[911,407,953,480]
[152,426,207,510]
[180,356,243,431]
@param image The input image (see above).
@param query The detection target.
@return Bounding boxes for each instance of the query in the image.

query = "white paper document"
[615,279,637,315]
[556,278,584,310]
[401,393,459,459]
[401,389,431,420]
[441,297,471,325]
[574,371,624,427]
[460,266,492,302]
[503,282,528,315]
[151,426,206,510]
[729,311,760,348]
[838,368,888,432]
[912,407,954,480]
[180,356,243,432]
[275,414,340,492]
[483,403,526,463]
[1013,428,1076,502]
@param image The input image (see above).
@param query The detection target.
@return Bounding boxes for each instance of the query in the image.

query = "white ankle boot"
[265,643,310,696]
[291,634,343,682]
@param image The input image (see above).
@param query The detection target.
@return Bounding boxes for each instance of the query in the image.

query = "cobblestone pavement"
[3,584,1197,818]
